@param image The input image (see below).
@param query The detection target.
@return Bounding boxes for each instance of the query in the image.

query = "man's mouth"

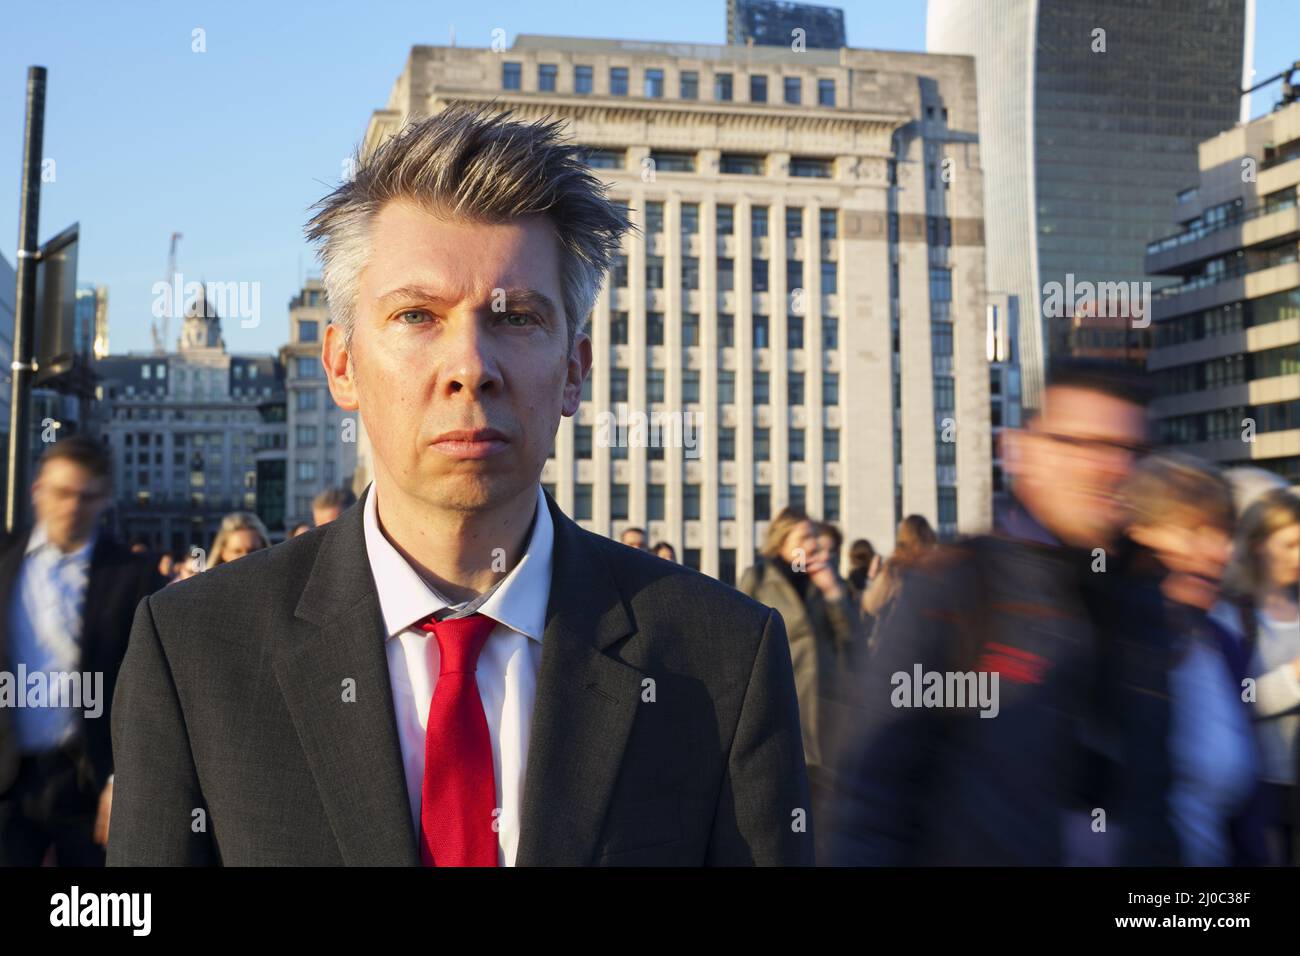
[430,428,509,460]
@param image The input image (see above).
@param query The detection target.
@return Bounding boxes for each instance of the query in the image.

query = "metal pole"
[7,66,46,534]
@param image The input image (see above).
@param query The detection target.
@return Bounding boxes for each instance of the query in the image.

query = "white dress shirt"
[362,481,553,866]
[7,523,96,753]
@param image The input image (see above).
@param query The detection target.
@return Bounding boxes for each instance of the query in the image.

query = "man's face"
[325,199,589,517]
[621,529,646,550]
[31,458,111,551]
[1004,386,1146,549]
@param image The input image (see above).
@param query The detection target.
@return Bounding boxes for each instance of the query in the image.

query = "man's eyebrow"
[372,285,558,318]
[373,284,452,306]
[496,288,558,318]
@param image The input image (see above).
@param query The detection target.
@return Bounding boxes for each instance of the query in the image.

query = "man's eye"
[398,309,430,324]
[504,311,537,327]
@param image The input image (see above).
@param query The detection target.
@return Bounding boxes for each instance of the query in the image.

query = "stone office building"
[354,33,992,579]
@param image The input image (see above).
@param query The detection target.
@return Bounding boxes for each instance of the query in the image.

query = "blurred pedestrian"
[171,549,202,583]
[846,538,879,596]
[312,487,356,527]
[826,359,1179,866]
[652,541,677,562]
[0,436,164,865]
[619,527,648,550]
[816,523,844,578]
[288,522,312,539]
[739,506,862,814]
[156,551,176,582]
[1210,488,1300,864]
[846,538,880,634]
[1224,466,1291,519]
[1122,452,1258,866]
[207,512,271,569]
[861,515,936,651]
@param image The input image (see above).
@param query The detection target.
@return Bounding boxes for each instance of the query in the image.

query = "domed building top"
[179,280,226,353]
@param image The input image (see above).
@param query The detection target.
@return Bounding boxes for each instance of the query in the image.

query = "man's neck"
[39,523,94,557]
[371,476,539,605]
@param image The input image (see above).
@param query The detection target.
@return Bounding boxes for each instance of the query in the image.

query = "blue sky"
[2,0,1294,356]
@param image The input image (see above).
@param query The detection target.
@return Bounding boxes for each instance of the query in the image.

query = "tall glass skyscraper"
[928,0,1249,409]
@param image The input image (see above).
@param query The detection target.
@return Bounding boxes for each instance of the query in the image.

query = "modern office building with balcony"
[1147,100,1300,485]
[355,33,992,578]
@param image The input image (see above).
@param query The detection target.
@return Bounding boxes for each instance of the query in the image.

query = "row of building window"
[571,423,839,462]
[1159,398,1300,443]
[1155,289,1300,348]
[598,311,840,350]
[589,149,835,179]
[607,198,840,240]
[614,254,838,294]
[1157,343,1300,396]
[503,62,836,107]
[653,203,838,239]
[567,481,842,523]
[598,366,840,406]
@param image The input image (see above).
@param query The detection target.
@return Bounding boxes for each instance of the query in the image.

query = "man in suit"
[0,435,162,865]
[108,104,813,866]
[825,361,1179,866]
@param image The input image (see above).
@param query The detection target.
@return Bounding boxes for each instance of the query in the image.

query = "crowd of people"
[2,355,1297,866]
[636,358,1296,868]
[611,358,1299,868]
[127,486,358,587]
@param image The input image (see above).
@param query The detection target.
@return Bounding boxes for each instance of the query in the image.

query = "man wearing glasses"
[0,436,163,865]
[826,359,1179,866]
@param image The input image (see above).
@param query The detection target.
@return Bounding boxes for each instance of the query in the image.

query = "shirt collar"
[362,481,553,643]
[26,522,97,564]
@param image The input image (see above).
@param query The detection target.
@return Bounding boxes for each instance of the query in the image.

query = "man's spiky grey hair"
[305,103,632,353]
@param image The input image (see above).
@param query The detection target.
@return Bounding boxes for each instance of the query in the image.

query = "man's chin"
[416,470,533,513]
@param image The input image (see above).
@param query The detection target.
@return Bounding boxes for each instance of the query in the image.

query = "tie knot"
[419,612,496,675]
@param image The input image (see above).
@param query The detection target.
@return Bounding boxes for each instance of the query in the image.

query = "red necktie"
[417,612,499,867]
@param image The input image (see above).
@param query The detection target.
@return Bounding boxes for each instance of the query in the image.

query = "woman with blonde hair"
[207,511,272,569]
[739,506,861,779]
[1210,488,1300,864]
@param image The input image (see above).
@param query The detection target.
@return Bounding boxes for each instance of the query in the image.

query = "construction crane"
[1243,60,1300,108]
[151,232,182,353]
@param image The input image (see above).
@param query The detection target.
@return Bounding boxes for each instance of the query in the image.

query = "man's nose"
[440,317,502,396]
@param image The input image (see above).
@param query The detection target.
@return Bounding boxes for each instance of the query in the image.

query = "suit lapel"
[273,488,420,866]
[515,492,644,866]
[78,532,117,673]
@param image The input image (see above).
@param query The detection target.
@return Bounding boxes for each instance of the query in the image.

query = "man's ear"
[561,331,592,418]
[322,322,359,411]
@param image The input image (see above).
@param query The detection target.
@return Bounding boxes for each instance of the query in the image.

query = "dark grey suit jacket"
[107,487,813,865]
